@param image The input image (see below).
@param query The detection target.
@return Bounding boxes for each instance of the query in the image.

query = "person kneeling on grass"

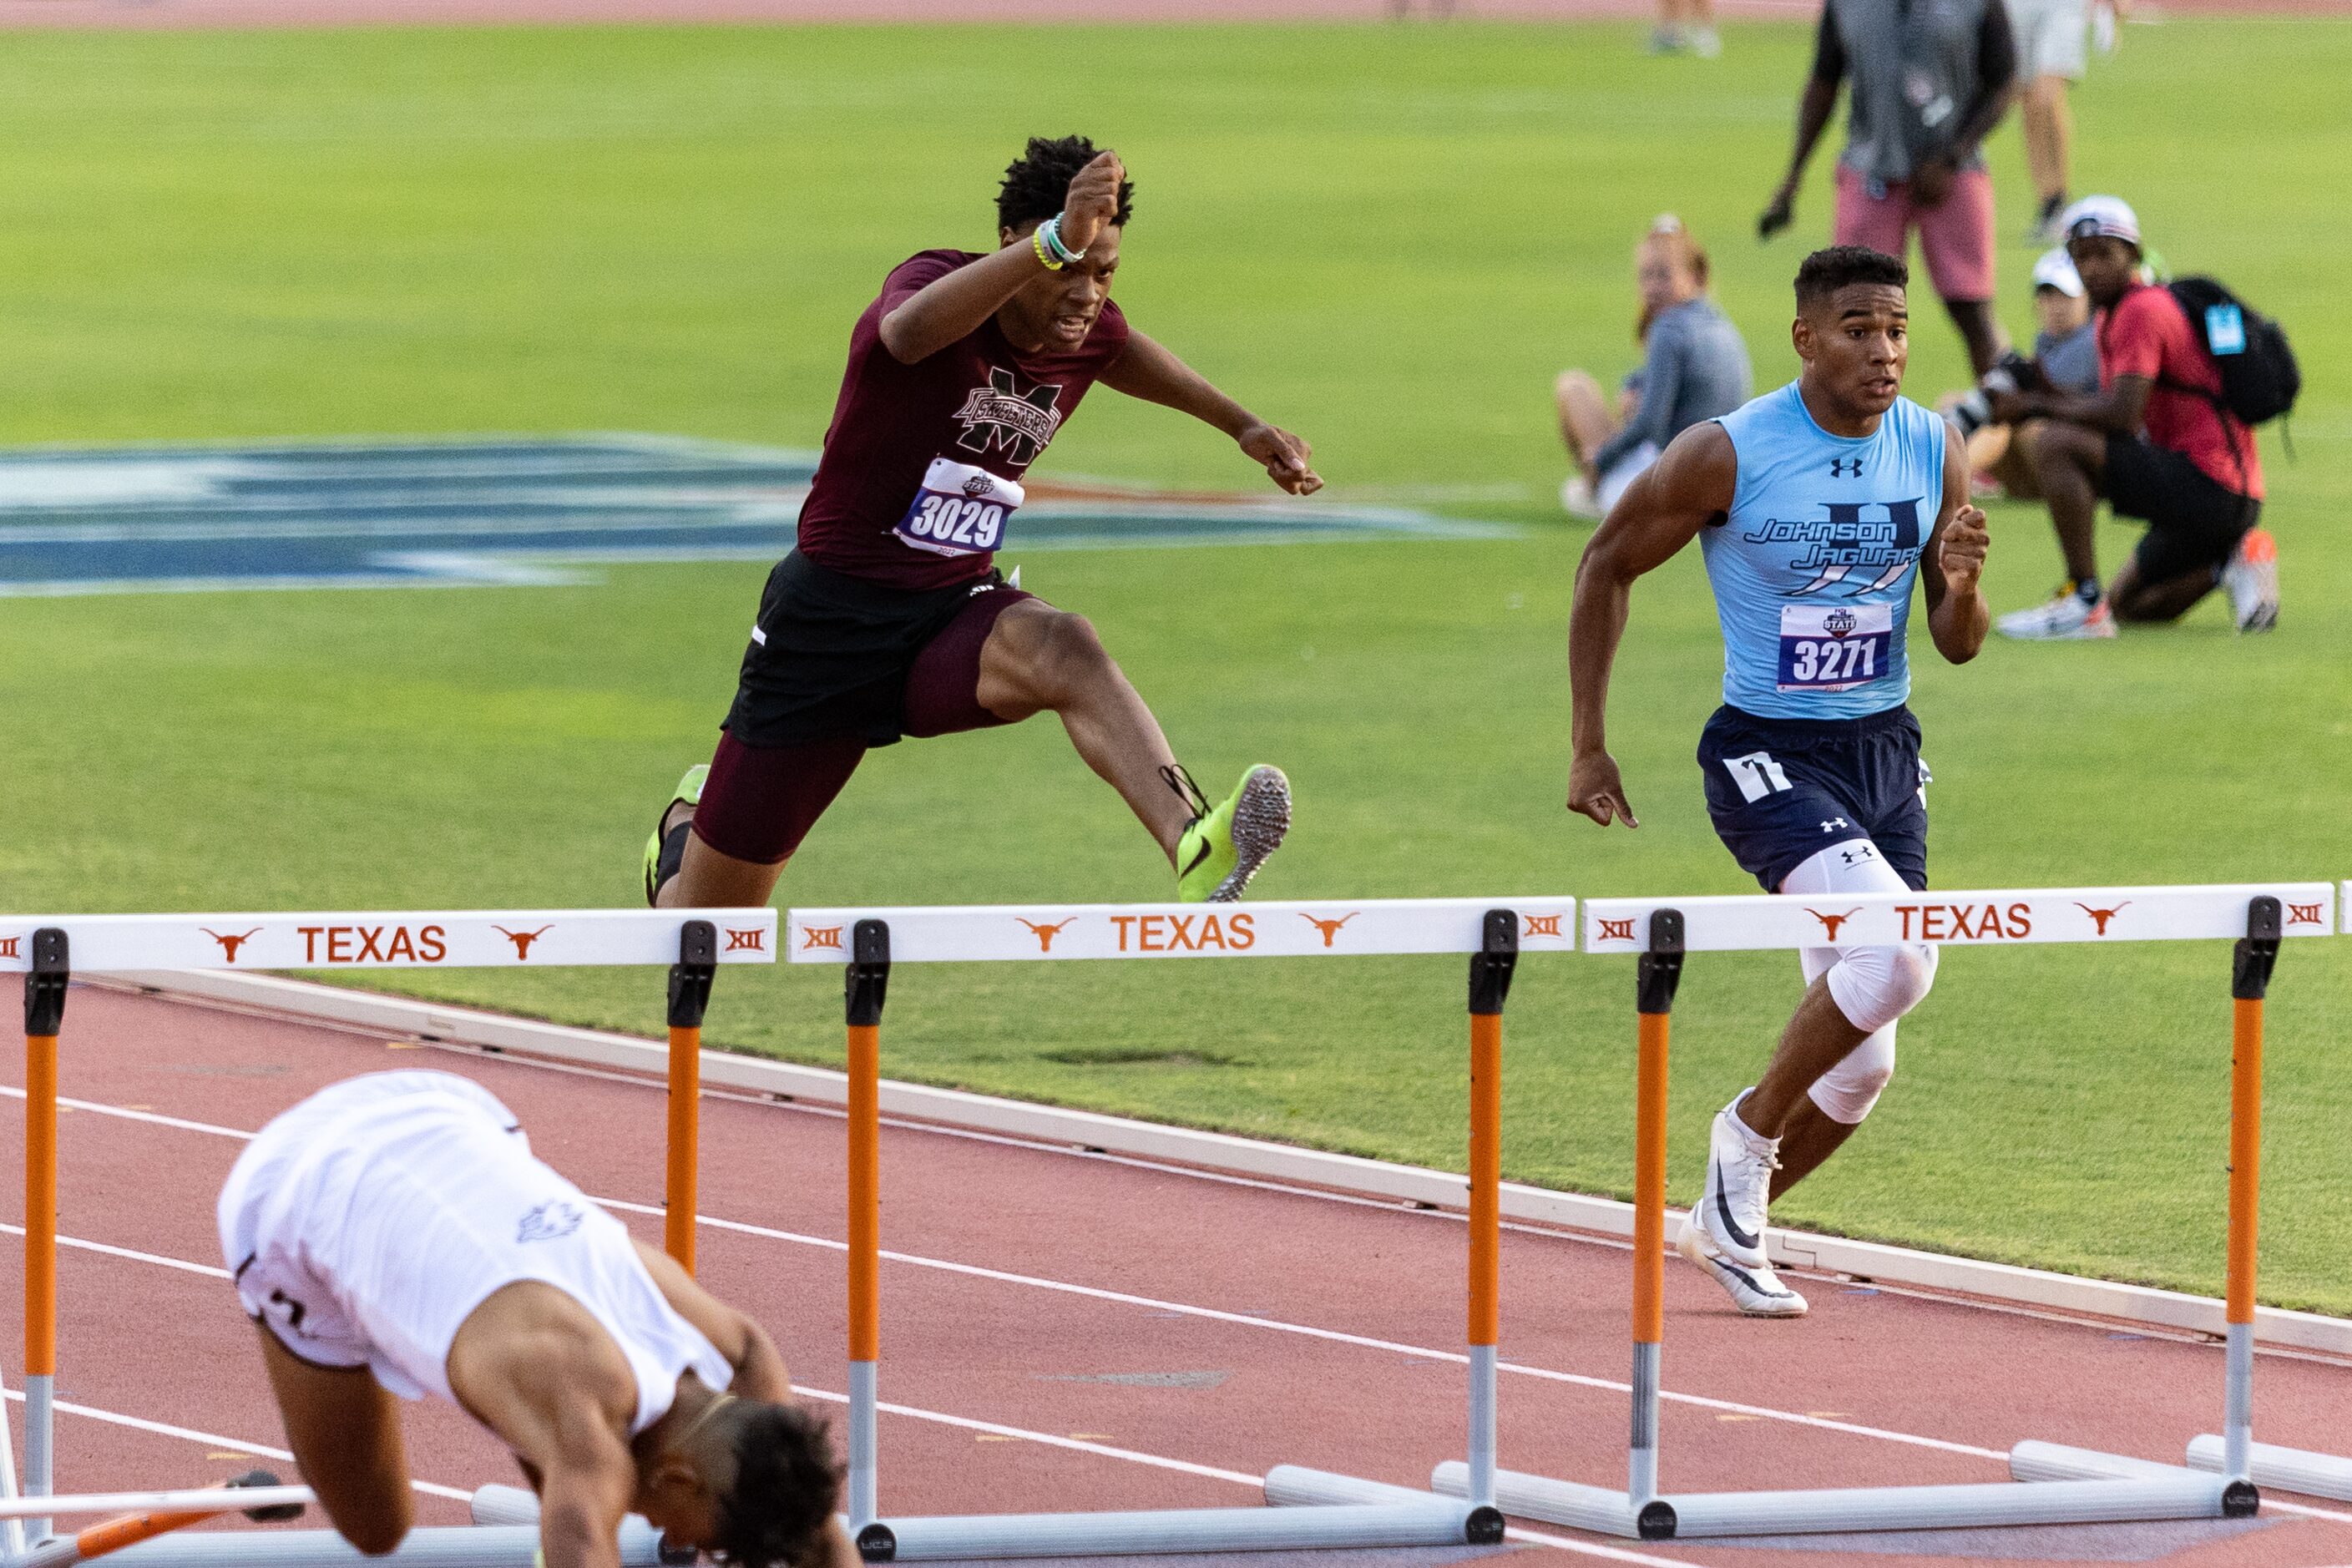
[1940,247,2098,499]
[221,1070,850,1568]
[1555,215,1751,521]
[1991,196,2279,638]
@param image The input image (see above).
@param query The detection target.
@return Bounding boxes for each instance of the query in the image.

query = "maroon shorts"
[695,556,1036,864]
[1834,165,1996,304]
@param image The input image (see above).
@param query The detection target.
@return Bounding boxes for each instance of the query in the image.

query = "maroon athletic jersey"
[795,249,1132,590]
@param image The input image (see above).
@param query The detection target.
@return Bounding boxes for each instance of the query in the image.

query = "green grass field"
[1,19,2347,1309]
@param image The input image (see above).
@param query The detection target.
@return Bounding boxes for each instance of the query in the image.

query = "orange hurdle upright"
[662,921,718,1272]
[22,928,69,1545]
[1626,910,1682,1511]
[1464,909,1516,1509]
[2220,896,2280,1481]
[842,920,891,1533]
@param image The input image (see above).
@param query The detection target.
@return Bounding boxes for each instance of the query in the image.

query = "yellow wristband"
[1031,228,1063,271]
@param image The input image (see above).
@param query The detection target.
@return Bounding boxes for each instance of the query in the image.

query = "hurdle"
[786,896,1575,1560]
[1409,881,2334,1540]
[2,908,772,1565]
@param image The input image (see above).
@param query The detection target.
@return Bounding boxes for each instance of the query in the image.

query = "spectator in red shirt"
[1992,195,2278,638]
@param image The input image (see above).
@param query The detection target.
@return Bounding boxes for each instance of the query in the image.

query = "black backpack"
[2166,276,2299,425]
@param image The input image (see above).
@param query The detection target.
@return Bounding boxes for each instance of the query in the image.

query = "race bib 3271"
[895,457,1024,558]
[1777,601,1893,691]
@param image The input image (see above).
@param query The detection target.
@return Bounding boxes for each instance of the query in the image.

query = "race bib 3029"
[895,458,1024,558]
[1777,601,1893,691]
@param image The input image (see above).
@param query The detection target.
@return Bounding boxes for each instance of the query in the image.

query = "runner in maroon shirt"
[644,136,1321,911]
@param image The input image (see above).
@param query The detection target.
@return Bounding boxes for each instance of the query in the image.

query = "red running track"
[3,977,2351,1568]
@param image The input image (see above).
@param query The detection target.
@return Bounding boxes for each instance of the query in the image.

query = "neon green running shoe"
[1171,763,1291,903]
[642,764,709,907]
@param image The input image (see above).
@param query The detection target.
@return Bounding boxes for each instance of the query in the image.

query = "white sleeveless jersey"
[220,1070,731,1435]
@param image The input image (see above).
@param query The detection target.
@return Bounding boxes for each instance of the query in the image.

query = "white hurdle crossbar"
[1416,882,2332,1541]
[787,897,1576,1560]
[2,908,771,1567]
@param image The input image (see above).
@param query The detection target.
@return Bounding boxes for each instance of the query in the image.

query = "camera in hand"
[1949,351,2036,441]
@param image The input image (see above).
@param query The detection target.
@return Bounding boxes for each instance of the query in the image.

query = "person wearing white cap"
[1940,247,2097,492]
[1990,195,2278,637]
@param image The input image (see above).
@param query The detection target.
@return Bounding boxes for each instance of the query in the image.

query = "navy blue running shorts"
[1695,704,1930,893]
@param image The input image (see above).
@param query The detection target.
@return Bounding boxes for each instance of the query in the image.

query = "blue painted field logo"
[517,1201,584,1244]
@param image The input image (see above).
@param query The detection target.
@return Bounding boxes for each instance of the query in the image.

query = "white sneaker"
[1688,25,1722,57]
[2221,528,2279,634]
[1560,474,1604,520]
[1691,1096,1778,1268]
[1996,588,2117,640]
[1679,1217,1808,1317]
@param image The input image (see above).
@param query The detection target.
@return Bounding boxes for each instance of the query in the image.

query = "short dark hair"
[996,134,1133,233]
[1794,245,1909,307]
[713,1404,842,1568]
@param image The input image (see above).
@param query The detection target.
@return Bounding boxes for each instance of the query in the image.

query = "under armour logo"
[1820,817,1849,834]
[1839,845,1877,866]
[1828,458,1864,478]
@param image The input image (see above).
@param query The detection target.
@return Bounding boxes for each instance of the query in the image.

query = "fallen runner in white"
[219,1070,849,1568]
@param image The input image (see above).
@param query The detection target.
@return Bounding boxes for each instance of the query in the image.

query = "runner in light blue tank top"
[1700,382,1947,720]
[1564,247,1990,1320]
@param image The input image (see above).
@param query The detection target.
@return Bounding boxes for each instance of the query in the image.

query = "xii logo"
[0,936,17,960]
[2285,902,2324,928]
[1596,918,1637,943]
[1521,913,1564,939]
[800,926,844,953]
[724,927,767,953]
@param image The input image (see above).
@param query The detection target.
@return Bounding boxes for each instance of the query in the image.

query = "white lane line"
[21,1084,2352,1528]
[792,1386,1697,1567]
[0,1221,230,1280]
[593,1196,2004,1462]
[0,1388,470,1502]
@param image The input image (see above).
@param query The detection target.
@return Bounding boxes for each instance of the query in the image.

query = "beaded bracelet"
[1039,215,1084,265]
[1031,225,1064,271]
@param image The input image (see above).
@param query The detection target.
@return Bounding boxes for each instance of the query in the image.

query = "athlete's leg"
[658,733,868,908]
[2021,77,2069,211]
[255,1327,412,1555]
[1918,170,2003,377]
[1941,299,2004,381]
[967,598,1191,861]
[1554,371,1620,475]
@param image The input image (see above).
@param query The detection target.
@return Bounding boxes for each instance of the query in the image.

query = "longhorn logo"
[2286,902,2324,928]
[724,927,767,953]
[1522,913,1564,938]
[494,925,553,959]
[203,928,262,963]
[1018,918,1076,953]
[801,925,844,953]
[2076,902,2130,935]
[1596,918,1637,943]
[1806,908,1864,942]
[1298,912,1358,948]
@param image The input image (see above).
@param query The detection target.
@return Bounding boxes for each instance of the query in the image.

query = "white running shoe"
[2220,528,2279,634]
[1996,587,2117,640]
[1560,474,1603,520]
[1691,1096,1778,1269]
[1679,1217,1809,1317]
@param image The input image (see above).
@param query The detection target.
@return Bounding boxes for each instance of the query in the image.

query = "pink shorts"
[1834,165,1995,304]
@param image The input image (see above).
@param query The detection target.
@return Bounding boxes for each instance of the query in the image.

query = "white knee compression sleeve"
[1783,841,1939,1122]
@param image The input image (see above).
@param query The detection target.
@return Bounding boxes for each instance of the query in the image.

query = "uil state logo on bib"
[896,457,1026,558]
[1778,602,1893,692]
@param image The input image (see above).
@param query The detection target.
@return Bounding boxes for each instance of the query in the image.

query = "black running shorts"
[2103,434,2258,586]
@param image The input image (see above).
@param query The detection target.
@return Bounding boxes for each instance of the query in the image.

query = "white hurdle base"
[1430,1459,2240,1541]
[93,1523,675,1568]
[2186,1434,2352,1501]
[856,1481,1490,1563]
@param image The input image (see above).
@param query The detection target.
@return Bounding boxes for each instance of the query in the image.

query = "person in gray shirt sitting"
[1942,246,2097,498]
[1555,215,1753,520]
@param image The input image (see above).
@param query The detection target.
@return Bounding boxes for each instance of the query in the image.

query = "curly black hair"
[1794,245,1909,306]
[996,134,1134,234]
[711,1404,842,1568]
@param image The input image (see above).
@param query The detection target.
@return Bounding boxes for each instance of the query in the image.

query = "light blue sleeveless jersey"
[1697,382,1945,720]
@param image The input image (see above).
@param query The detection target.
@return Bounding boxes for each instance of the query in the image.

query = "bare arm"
[878,151,1125,364]
[1565,422,1736,828]
[1761,8,1844,237]
[536,1424,640,1568]
[1922,423,1990,664]
[2003,372,2151,437]
[633,1239,794,1402]
[1100,330,1322,495]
